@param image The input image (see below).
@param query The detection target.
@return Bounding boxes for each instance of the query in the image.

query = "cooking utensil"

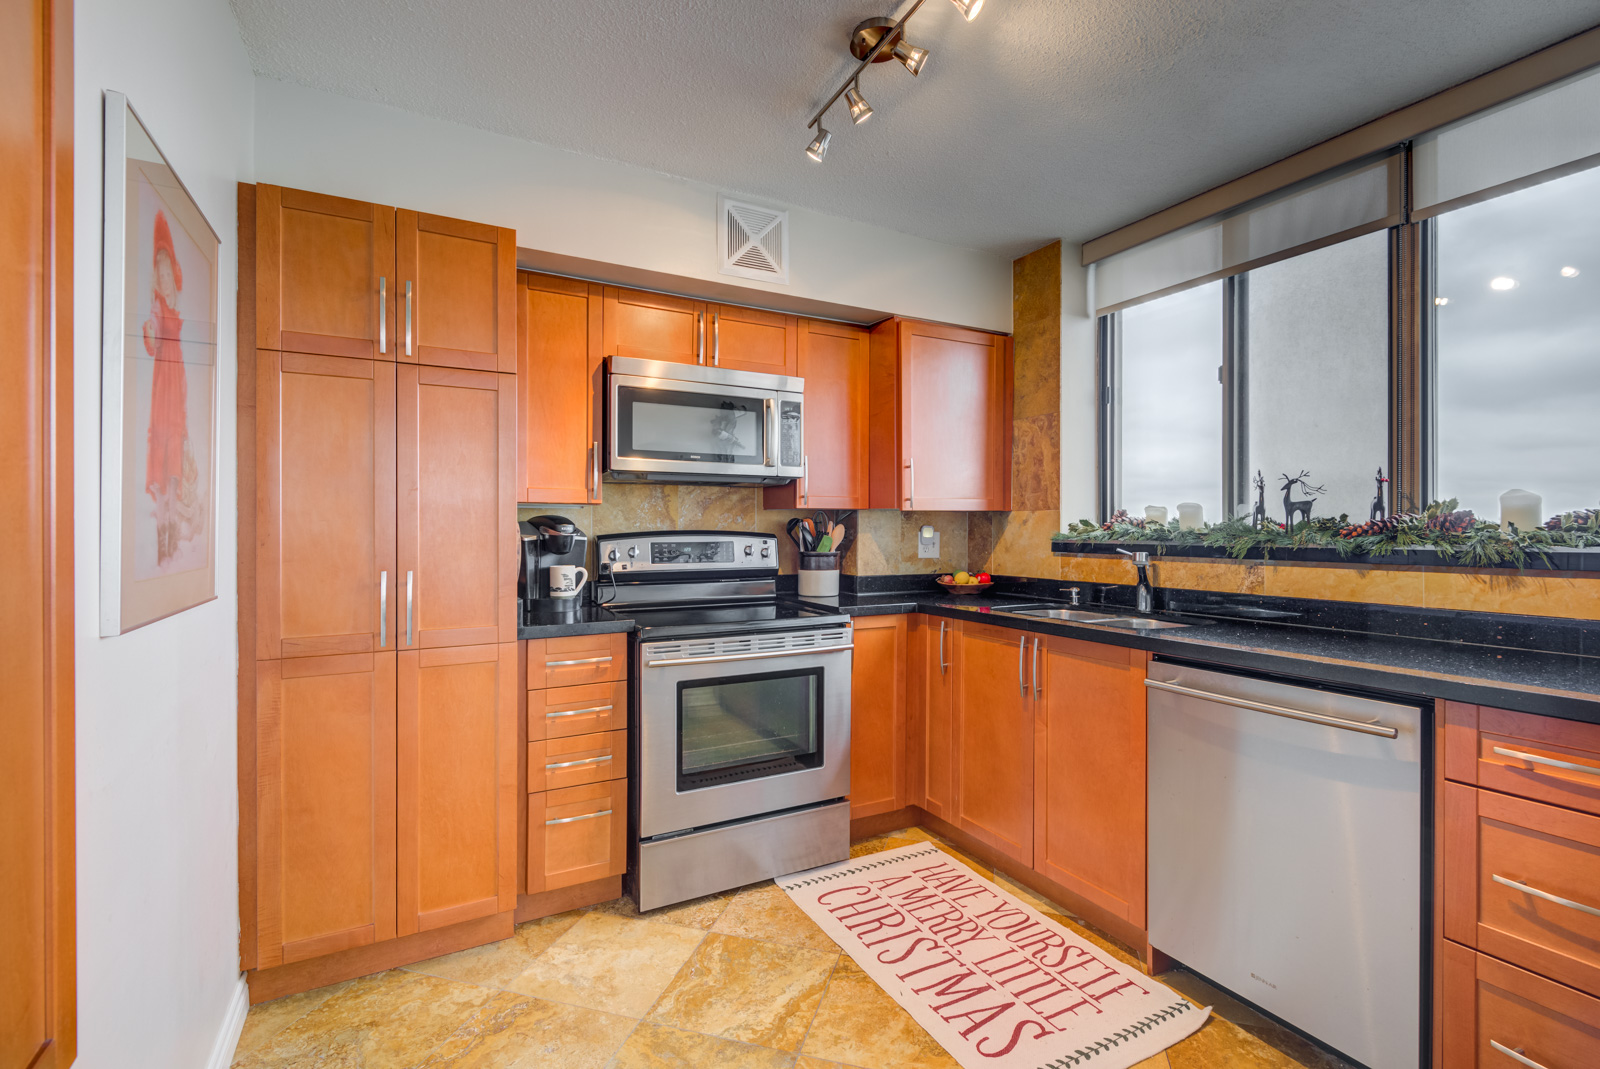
[786,517,812,552]
[829,523,845,548]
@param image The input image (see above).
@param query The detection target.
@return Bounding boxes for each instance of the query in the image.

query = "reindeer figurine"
[1370,467,1390,522]
[1280,471,1326,529]
[1250,471,1268,530]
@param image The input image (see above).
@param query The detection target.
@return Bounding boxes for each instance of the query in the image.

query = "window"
[1430,163,1600,519]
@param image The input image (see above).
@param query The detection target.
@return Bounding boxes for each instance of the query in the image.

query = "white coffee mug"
[548,564,588,598]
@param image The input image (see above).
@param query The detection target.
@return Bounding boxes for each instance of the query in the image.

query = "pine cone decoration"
[1104,509,1145,531]
[1425,508,1476,535]
[1339,515,1404,538]
[1545,508,1598,531]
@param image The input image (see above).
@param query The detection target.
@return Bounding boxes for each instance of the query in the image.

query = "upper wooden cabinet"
[848,616,908,821]
[256,186,396,360]
[602,287,705,365]
[396,210,516,373]
[764,319,869,511]
[519,272,603,505]
[256,185,515,372]
[952,621,1034,865]
[1034,637,1149,927]
[869,318,1012,511]
[708,303,798,376]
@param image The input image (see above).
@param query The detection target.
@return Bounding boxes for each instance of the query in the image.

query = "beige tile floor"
[233,829,1355,1069]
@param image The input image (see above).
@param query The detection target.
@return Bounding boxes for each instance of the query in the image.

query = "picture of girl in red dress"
[142,209,199,567]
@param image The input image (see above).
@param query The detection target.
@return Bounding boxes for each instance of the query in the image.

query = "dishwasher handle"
[1144,678,1400,739]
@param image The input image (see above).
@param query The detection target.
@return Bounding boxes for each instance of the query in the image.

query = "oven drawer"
[528,633,628,689]
[1446,703,1600,816]
[528,780,626,894]
[528,681,627,741]
[1440,939,1600,1069]
[1444,782,1600,998]
[529,729,627,792]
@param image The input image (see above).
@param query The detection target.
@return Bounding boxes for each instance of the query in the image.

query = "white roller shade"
[1414,66,1600,219]
[1094,155,1400,315]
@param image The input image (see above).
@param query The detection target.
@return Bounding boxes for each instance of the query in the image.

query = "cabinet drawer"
[1445,782,1600,998]
[529,729,627,792]
[527,633,628,689]
[528,780,627,895]
[528,681,627,741]
[1440,940,1600,1069]
[1446,703,1600,816]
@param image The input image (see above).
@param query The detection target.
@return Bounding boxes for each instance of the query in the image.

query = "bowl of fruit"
[936,571,993,595]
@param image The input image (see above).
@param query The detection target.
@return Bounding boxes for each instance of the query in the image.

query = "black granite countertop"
[783,590,1600,725]
[518,602,636,640]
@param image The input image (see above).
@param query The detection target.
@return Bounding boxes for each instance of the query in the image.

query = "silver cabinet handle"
[763,397,775,468]
[379,277,387,354]
[696,310,705,364]
[802,455,809,507]
[1018,634,1027,695]
[1492,874,1600,919]
[1144,679,1399,738]
[647,644,853,668]
[907,458,915,509]
[405,570,414,646]
[938,620,948,675]
[404,280,413,356]
[546,809,612,826]
[1491,1041,1553,1069]
[547,656,612,667]
[712,311,720,366]
[546,705,614,719]
[589,441,600,499]
[379,570,388,648]
[1033,636,1041,697]
[545,754,613,770]
[1492,746,1600,778]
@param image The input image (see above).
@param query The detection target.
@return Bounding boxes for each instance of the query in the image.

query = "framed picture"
[100,91,219,635]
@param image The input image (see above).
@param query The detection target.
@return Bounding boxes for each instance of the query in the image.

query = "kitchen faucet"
[1116,549,1156,613]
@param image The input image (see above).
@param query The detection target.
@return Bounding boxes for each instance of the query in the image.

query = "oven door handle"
[646,644,854,668]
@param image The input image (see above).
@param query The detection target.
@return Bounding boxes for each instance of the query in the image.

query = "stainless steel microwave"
[606,357,804,486]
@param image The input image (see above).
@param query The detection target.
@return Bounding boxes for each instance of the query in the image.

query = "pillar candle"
[1177,502,1204,530]
[1144,505,1169,525]
[1500,489,1542,533]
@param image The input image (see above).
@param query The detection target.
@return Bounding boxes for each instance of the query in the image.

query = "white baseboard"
[205,976,250,1069]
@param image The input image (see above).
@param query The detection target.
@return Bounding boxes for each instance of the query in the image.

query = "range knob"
[760,544,771,559]
[744,544,754,556]
[628,545,639,559]
[607,547,618,562]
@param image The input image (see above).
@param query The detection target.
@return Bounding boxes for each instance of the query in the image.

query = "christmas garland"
[1053,502,1600,569]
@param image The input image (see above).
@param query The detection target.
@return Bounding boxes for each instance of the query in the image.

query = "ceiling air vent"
[718,195,789,284]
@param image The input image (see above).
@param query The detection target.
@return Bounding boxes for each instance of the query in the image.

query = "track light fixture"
[802,0,985,160]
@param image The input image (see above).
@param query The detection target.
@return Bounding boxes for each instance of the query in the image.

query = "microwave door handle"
[763,397,775,468]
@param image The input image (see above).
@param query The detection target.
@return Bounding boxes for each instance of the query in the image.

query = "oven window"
[677,668,822,791]
[616,385,764,464]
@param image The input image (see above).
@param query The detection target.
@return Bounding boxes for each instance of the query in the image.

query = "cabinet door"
[257,352,396,660]
[529,780,627,894]
[256,185,396,360]
[849,616,908,821]
[764,319,868,510]
[397,643,518,935]
[898,320,1012,511]
[602,286,706,365]
[952,622,1034,864]
[908,615,957,821]
[256,654,397,968]
[396,210,517,373]
[1035,637,1148,926]
[1439,940,1600,1069]
[708,303,798,376]
[520,272,603,504]
[397,366,518,649]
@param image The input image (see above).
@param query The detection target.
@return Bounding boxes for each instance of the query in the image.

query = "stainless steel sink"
[1002,608,1130,623]
[1095,617,1193,630]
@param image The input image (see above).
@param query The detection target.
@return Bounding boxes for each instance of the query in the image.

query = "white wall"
[73,0,253,1066]
[253,78,1012,333]
[1061,245,1098,525]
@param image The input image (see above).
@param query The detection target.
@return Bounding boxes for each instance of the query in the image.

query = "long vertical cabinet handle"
[696,311,705,364]
[1033,636,1041,697]
[1018,634,1027,695]
[405,570,414,646]
[378,277,387,354]
[379,571,388,648]
[590,441,601,501]
[907,458,916,509]
[404,280,413,356]
[712,312,720,366]
[938,620,949,675]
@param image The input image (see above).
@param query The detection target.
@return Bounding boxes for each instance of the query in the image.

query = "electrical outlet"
[917,525,940,559]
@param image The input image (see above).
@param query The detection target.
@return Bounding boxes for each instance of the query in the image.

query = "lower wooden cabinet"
[908,614,956,821]
[1440,939,1600,1068]
[528,780,628,894]
[1034,637,1149,927]
[848,615,908,820]
[529,730,628,793]
[951,621,1034,864]
[528,633,629,689]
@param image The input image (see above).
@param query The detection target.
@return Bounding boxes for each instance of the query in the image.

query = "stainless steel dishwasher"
[1146,660,1425,1069]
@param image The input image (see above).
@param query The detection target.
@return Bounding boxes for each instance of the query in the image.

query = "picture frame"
[100,90,220,635]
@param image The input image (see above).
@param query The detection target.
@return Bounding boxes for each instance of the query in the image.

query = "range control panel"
[594,531,777,576]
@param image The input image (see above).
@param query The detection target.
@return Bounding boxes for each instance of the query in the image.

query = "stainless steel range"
[594,530,851,911]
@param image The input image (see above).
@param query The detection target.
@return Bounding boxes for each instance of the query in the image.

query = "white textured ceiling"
[229,0,1600,258]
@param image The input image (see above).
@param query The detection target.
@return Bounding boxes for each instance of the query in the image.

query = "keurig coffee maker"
[519,516,590,614]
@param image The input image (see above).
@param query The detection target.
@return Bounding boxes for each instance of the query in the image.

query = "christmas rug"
[780,843,1209,1069]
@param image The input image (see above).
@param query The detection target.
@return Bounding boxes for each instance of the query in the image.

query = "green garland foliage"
[1051,501,1600,569]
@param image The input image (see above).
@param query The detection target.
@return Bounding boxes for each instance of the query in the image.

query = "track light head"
[805,127,832,162]
[845,84,873,125]
[950,0,984,20]
[892,39,930,76]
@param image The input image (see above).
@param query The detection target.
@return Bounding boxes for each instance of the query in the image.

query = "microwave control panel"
[595,532,776,575]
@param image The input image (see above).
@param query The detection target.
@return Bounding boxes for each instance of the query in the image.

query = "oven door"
[608,367,803,482]
[637,626,850,838]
